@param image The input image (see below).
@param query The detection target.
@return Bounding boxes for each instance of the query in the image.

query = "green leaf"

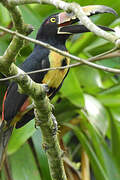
[74,66,103,94]
[69,33,95,55]
[84,94,109,135]
[97,94,120,107]
[28,4,58,19]
[20,6,42,39]
[0,4,11,26]
[9,143,41,180]
[109,110,120,168]
[83,121,120,180]
[32,130,51,180]
[0,168,6,180]
[7,120,36,155]
[84,38,114,56]
[0,34,11,56]
[66,121,120,180]
[61,68,84,107]
[98,84,120,96]
[66,123,108,180]
[54,97,79,123]
[109,107,120,123]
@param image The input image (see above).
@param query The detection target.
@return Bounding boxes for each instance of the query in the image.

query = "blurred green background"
[0,0,120,180]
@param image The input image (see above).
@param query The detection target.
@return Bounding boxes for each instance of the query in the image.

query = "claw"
[51,114,58,136]
[34,108,41,127]
[50,103,55,110]
[41,84,49,93]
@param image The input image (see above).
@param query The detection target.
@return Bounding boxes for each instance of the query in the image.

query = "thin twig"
[0,26,120,78]
[7,0,119,43]
[0,47,117,82]
[87,47,117,62]
[0,1,32,69]
[0,62,80,81]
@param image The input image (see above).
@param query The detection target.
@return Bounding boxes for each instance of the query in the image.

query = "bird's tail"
[0,121,13,170]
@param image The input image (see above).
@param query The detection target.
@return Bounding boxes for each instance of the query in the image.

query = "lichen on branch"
[0,0,68,179]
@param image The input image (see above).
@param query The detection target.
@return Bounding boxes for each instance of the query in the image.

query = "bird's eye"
[50,17,56,23]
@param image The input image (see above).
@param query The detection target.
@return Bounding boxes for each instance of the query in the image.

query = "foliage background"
[0,0,120,179]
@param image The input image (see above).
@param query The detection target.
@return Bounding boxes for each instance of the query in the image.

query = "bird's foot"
[51,114,58,136]
[56,125,61,135]
[41,84,49,93]
[34,108,41,128]
[50,103,55,110]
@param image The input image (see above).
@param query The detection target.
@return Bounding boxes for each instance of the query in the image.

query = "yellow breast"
[42,51,70,91]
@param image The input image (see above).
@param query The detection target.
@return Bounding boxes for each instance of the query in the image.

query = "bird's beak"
[57,5,117,34]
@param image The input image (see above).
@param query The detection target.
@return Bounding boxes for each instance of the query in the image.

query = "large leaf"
[28,4,58,19]
[109,110,120,167]
[7,120,36,155]
[32,129,51,180]
[97,94,120,107]
[97,85,120,107]
[98,84,120,96]
[74,66,103,94]
[66,124,108,180]
[0,34,11,56]
[84,94,109,135]
[0,168,6,180]
[9,143,41,180]
[84,38,114,56]
[0,4,10,26]
[110,107,120,123]
[83,121,120,180]
[61,68,84,107]
[54,97,79,123]
[67,121,120,180]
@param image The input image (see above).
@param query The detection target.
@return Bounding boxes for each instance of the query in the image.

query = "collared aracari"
[0,5,117,165]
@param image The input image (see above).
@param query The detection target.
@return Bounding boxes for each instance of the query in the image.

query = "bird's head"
[36,5,117,45]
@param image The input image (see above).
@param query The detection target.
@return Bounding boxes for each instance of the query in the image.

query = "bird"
[0,5,117,167]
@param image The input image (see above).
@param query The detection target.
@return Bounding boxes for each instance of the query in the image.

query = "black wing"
[4,47,50,123]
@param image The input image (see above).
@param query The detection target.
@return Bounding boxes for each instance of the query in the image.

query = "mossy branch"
[0,0,33,70]
[0,0,67,179]
[0,26,120,75]
[10,64,67,180]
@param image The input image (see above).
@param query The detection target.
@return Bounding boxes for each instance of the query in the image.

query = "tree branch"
[0,0,33,71]
[7,0,120,45]
[0,26,120,75]
[0,1,67,179]
[11,64,67,180]
[0,47,118,82]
